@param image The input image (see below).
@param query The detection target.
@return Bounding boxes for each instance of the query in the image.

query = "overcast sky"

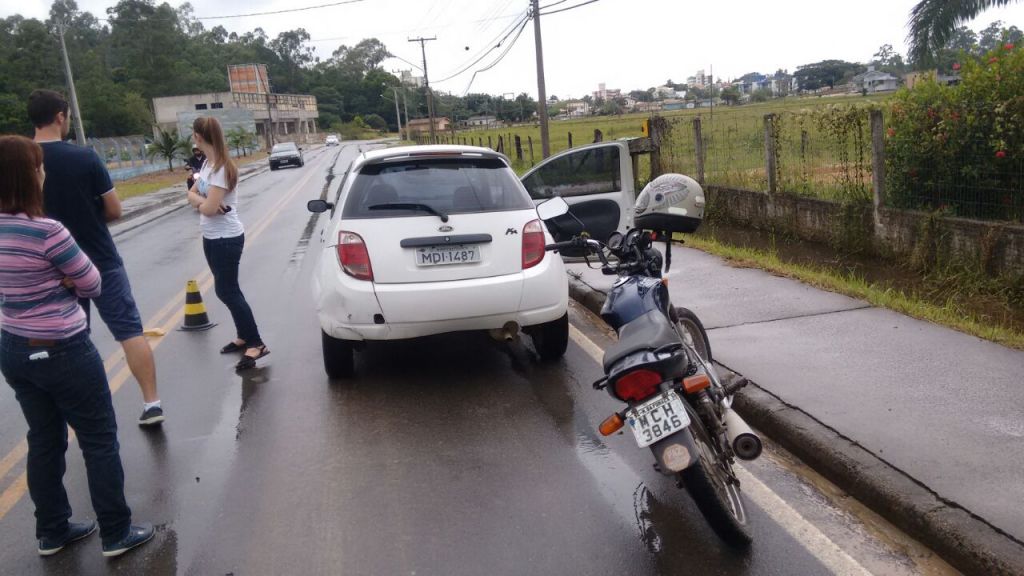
[7,0,1024,98]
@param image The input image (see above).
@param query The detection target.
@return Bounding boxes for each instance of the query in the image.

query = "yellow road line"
[0,153,328,521]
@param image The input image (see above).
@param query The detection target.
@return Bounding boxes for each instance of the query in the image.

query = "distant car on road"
[325,135,340,147]
[307,145,569,378]
[269,142,304,170]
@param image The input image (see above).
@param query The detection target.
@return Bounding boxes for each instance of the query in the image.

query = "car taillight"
[522,219,545,269]
[613,369,663,402]
[337,231,373,281]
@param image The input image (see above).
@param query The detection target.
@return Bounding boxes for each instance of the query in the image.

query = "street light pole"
[409,37,437,144]
[57,21,86,146]
[391,87,404,139]
[530,0,550,158]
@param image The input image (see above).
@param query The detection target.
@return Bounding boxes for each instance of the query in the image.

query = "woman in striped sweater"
[0,135,152,558]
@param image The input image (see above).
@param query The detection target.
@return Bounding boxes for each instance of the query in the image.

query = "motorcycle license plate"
[626,390,690,448]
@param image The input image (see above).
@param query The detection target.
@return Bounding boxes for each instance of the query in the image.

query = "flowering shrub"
[886,43,1022,221]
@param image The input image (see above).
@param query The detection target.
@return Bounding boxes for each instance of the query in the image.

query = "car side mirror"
[307,199,333,213]
[536,196,569,221]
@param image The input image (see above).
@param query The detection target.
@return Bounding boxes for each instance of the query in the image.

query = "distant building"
[592,83,622,101]
[904,70,960,89]
[407,117,451,135]
[399,69,425,88]
[463,115,498,128]
[564,100,591,117]
[850,66,900,93]
[152,63,319,149]
[635,101,663,113]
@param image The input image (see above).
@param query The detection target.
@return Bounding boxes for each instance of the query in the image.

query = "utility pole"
[57,21,86,146]
[402,90,410,141]
[391,87,404,140]
[408,37,437,143]
[530,0,550,158]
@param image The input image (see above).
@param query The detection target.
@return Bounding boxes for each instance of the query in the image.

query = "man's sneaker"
[102,523,155,557]
[38,520,97,556]
[138,406,165,426]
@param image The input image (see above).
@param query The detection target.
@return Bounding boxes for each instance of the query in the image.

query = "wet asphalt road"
[0,143,955,575]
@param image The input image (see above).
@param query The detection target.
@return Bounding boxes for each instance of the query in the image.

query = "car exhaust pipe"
[489,321,520,342]
[723,409,762,460]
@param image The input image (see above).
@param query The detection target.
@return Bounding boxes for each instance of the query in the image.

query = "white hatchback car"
[308,145,569,378]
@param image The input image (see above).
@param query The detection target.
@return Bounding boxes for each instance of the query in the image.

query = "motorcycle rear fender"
[649,427,699,475]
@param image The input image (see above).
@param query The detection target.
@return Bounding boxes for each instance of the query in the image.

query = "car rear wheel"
[531,313,569,361]
[270,165,277,171]
[322,331,354,379]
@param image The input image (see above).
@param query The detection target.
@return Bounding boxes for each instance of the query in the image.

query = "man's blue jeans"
[0,330,131,545]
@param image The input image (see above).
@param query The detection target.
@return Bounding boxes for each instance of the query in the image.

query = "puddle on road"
[285,148,343,275]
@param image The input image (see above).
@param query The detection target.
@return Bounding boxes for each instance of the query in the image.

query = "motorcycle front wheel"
[680,421,753,547]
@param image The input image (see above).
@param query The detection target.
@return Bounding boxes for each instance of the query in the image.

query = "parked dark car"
[270,142,304,170]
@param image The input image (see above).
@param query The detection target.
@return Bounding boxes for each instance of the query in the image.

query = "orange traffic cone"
[179,280,217,331]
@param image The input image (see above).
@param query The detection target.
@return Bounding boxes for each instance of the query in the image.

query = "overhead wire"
[539,0,600,16]
[95,0,370,22]
[432,10,529,83]
[460,15,530,95]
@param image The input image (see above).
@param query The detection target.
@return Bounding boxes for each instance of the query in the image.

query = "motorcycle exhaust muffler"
[723,409,762,460]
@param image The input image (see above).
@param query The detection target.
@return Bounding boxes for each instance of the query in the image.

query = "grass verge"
[684,234,1024,350]
[115,152,269,200]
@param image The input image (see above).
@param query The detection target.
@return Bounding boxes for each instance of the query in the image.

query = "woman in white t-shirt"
[186,117,268,371]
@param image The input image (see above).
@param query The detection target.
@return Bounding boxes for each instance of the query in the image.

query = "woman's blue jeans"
[0,330,132,544]
[203,234,263,346]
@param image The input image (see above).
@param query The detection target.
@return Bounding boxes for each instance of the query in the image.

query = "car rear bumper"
[315,250,567,341]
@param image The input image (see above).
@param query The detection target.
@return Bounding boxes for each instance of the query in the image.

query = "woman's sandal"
[235,345,270,371]
[220,341,247,354]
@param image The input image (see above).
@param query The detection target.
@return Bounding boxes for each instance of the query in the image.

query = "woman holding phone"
[186,116,268,370]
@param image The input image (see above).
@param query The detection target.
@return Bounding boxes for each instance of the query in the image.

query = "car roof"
[353,145,510,172]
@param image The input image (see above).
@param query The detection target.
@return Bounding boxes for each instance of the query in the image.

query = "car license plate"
[626,390,689,448]
[415,245,481,266]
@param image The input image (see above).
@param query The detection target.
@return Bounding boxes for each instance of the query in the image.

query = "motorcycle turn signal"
[599,413,625,436]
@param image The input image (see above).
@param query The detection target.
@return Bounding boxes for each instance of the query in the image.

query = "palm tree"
[908,0,1020,65]
[147,128,192,172]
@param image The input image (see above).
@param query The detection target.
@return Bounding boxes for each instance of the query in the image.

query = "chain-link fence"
[885,131,1023,223]
[774,110,872,204]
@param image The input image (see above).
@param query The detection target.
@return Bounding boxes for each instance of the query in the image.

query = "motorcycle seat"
[603,310,680,372]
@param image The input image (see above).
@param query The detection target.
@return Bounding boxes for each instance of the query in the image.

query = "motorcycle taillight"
[613,369,663,402]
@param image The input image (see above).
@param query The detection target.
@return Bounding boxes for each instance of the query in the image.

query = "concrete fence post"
[763,113,778,194]
[870,109,885,213]
[514,135,523,161]
[593,129,603,143]
[497,135,504,154]
[488,136,493,150]
[568,132,573,149]
[693,117,705,186]
[528,136,535,166]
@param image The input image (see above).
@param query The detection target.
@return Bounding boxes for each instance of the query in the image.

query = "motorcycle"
[536,175,763,546]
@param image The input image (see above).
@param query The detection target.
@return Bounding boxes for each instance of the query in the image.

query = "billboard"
[228,64,270,94]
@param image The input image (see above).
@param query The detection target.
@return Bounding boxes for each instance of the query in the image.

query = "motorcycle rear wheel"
[672,307,712,362]
[681,420,752,547]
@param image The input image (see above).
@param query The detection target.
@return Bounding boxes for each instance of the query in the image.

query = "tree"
[750,88,772,103]
[362,113,387,131]
[146,128,191,171]
[720,87,741,106]
[794,60,864,91]
[226,127,257,156]
[907,0,1020,65]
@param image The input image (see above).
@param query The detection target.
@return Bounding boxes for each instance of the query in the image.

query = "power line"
[539,0,600,16]
[461,16,531,95]
[200,0,369,20]
[434,12,530,83]
[539,0,573,9]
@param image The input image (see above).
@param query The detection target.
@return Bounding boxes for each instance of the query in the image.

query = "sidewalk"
[567,247,1024,575]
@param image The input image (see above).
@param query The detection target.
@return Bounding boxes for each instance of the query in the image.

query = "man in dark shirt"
[185,147,205,190]
[28,90,164,427]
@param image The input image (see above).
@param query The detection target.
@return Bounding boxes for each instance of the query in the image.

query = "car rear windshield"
[272,143,297,153]
[342,157,533,219]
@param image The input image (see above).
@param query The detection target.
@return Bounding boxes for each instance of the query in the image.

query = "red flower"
[989,56,999,64]
[886,128,896,137]
[952,62,961,70]
[950,112,960,121]
[1005,43,1015,50]
[996,150,1007,159]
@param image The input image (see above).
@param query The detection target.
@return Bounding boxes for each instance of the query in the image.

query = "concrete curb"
[567,273,1024,576]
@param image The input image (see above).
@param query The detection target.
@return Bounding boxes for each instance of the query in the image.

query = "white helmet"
[633,173,705,234]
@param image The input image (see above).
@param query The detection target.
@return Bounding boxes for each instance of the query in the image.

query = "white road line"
[568,325,874,576]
